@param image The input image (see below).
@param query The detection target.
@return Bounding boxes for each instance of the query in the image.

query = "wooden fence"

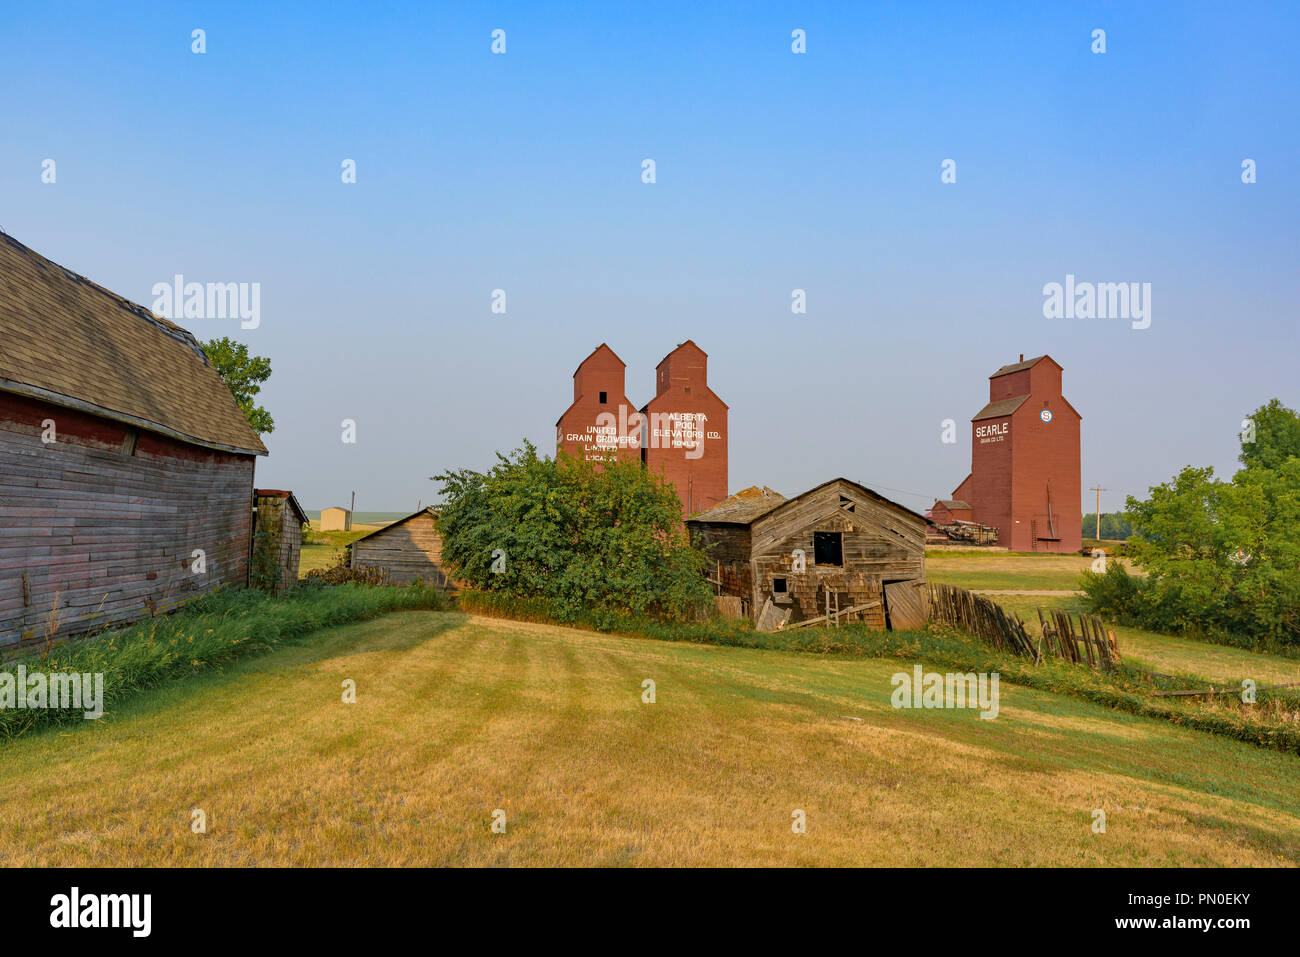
[927,583,1121,671]
[928,583,1038,660]
[1036,607,1121,671]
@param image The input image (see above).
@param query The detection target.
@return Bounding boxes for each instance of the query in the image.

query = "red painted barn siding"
[0,391,255,647]
[929,502,973,524]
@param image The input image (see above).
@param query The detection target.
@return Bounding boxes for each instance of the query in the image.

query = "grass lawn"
[300,523,377,576]
[924,550,1123,592]
[2,611,1296,866]
[924,550,1299,687]
[991,594,1300,688]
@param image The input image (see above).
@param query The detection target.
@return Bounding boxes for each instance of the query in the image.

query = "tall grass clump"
[0,582,446,741]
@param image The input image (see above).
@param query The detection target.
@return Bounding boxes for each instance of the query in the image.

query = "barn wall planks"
[690,480,926,631]
[350,511,455,589]
[253,494,303,594]
[749,484,923,630]
[0,391,255,647]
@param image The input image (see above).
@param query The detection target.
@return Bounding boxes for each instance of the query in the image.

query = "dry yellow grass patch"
[0,612,1296,866]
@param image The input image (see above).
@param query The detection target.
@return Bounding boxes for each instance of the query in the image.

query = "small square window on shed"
[599,391,608,404]
[814,531,843,566]
[772,577,787,593]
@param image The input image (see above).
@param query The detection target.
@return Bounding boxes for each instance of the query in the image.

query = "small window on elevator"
[599,391,607,404]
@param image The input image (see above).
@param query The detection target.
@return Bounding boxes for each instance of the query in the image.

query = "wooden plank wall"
[0,393,255,648]
[748,482,925,629]
[687,522,752,601]
[253,495,302,594]
[351,512,455,589]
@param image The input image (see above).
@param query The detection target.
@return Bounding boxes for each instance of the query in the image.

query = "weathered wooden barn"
[348,507,456,588]
[253,489,308,594]
[687,479,927,631]
[0,232,268,647]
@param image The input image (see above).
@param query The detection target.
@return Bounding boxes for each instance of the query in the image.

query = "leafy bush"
[1079,563,1147,622]
[1102,460,1300,647]
[0,582,445,741]
[433,442,712,621]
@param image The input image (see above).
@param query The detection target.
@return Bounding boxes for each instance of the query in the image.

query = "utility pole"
[1090,485,1107,539]
[350,490,356,530]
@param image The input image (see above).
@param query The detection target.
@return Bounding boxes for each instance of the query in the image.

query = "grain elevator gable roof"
[0,232,267,456]
[972,395,1030,421]
[990,355,1059,378]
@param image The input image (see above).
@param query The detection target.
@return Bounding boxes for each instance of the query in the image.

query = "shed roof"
[256,489,309,525]
[0,232,267,456]
[689,478,926,527]
[936,499,972,511]
[348,506,438,545]
[689,485,787,524]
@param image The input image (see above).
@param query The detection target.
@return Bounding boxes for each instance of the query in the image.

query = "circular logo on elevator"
[1040,409,1053,423]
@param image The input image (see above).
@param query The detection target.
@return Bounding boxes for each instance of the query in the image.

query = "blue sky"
[4,1,1297,514]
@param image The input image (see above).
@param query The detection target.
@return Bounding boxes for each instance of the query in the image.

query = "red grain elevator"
[555,344,642,465]
[640,340,728,518]
[950,355,1081,553]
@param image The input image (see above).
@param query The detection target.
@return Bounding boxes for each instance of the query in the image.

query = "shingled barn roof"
[0,232,267,456]
[689,485,787,524]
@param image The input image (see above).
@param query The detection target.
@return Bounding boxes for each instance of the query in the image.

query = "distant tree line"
[1081,513,1132,541]
[1082,399,1300,648]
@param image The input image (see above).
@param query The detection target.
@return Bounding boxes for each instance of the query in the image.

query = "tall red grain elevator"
[640,340,728,518]
[555,344,642,465]
[950,355,1081,553]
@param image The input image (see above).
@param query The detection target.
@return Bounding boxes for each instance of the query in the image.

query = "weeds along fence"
[927,583,1120,671]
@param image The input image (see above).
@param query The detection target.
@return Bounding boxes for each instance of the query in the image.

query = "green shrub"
[1080,563,1147,621]
[433,442,713,621]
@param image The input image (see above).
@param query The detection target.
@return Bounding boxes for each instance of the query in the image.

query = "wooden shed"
[687,478,928,631]
[928,499,973,524]
[0,231,268,648]
[320,506,351,531]
[348,508,455,589]
[253,490,308,594]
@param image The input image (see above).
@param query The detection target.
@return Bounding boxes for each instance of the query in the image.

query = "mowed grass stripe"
[1,612,1297,866]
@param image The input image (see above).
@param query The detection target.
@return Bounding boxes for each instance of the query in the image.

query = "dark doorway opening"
[813,531,843,566]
